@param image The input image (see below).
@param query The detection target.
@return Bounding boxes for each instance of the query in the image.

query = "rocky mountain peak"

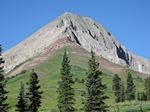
[3,12,150,75]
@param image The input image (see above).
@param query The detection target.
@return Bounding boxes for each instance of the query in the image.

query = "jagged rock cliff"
[3,12,150,75]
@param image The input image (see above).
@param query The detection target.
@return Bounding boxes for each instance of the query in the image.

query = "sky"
[0,0,150,59]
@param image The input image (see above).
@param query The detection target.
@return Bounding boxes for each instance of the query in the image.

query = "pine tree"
[145,77,150,100]
[85,51,108,112]
[16,83,28,112]
[141,92,147,101]
[112,74,122,103]
[137,92,141,101]
[57,50,75,112]
[120,82,125,102]
[27,70,43,112]
[126,73,136,101]
[0,44,9,112]
[112,74,125,103]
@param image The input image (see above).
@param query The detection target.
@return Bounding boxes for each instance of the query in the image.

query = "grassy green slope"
[6,46,150,112]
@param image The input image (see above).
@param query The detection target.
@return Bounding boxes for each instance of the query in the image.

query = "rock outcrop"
[3,12,150,75]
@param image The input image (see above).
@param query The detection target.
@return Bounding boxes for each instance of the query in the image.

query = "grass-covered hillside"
[6,46,150,112]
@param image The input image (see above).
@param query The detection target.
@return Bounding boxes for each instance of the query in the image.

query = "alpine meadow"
[1,11,150,112]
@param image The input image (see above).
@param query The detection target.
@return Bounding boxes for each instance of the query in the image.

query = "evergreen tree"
[120,82,125,102]
[16,83,28,112]
[85,51,108,112]
[126,73,136,101]
[57,50,75,112]
[0,44,9,112]
[145,77,150,100]
[141,92,147,101]
[112,74,122,103]
[137,92,141,101]
[27,70,43,112]
[112,74,125,103]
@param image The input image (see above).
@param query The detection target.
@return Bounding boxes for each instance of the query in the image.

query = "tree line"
[112,72,150,103]
[1,44,150,112]
[112,73,136,103]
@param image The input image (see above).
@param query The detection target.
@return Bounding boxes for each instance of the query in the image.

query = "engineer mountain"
[3,12,150,75]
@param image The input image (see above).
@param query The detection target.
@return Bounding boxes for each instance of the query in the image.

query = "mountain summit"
[3,12,150,76]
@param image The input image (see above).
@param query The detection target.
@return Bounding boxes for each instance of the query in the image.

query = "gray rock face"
[3,12,150,75]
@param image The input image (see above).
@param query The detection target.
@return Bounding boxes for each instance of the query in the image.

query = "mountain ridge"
[3,12,150,75]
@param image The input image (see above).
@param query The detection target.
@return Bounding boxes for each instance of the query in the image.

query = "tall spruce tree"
[57,50,75,112]
[112,74,122,103]
[0,44,9,112]
[85,51,108,112]
[27,70,43,112]
[145,77,150,100]
[126,73,136,101]
[16,83,28,112]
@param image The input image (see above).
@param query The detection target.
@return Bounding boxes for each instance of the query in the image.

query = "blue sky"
[0,0,150,59]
